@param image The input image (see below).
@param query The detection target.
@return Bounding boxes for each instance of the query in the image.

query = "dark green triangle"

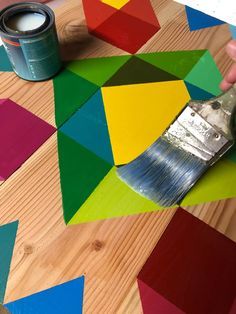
[53,69,99,127]
[0,221,18,303]
[225,145,236,163]
[57,131,112,224]
[137,50,206,79]
[104,56,179,86]
[66,55,131,86]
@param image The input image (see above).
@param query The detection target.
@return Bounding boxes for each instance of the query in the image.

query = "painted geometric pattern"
[53,49,236,225]
[82,0,161,53]
[1,46,235,225]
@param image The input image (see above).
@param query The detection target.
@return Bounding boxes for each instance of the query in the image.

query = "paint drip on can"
[0,2,61,81]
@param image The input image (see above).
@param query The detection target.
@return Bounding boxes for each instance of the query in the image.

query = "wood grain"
[0,0,235,313]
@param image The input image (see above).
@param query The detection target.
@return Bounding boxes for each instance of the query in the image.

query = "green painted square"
[185,51,222,95]
[69,167,164,224]
[66,55,131,86]
[53,69,99,127]
[181,159,236,206]
[137,50,206,79]
[57,131,112,223]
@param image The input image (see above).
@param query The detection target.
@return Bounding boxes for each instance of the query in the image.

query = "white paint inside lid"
[6,12,46,32]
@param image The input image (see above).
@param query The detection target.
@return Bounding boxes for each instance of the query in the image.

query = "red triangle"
[138,279,184,314]
[121,0,160,27]
[82,0,116,30]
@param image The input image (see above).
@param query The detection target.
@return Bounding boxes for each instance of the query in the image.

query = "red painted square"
[138,208,236,314]
[0,99,56,181]
[82,0,160,54]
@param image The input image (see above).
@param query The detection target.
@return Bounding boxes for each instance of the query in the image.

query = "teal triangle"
[185,51,222,96]
[184,82,214,100]
[5,276,84,314]
[0,47,13,72]
[0,221,18,303]
[57,131,112,223]
[60,90,114,164]
[137,50,206,79]
[67,55,131,86]
[53,69,99,127]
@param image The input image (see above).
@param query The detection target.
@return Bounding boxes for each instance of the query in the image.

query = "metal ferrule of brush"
[164,85,236,164]
[117,84,236,207]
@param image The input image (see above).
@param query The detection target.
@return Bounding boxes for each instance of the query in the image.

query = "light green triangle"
[66,55,131,86]
[185,51,222,96]
[68,167,172,224]
[137,50,206,79]
[181,158,236,207]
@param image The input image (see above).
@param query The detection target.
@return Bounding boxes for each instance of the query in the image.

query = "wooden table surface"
[0,0,236,313]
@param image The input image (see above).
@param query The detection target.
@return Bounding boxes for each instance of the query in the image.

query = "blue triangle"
[0,221,18,303]
[185,6,225,31]
[5,276,85,314]
[185,81,214,100]
[60,89,114,165]
[0,46,13,72]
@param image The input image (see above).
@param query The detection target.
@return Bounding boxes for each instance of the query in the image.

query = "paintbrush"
[117,84,236,207]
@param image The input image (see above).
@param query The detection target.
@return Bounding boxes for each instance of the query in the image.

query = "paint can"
[0,2,61,81]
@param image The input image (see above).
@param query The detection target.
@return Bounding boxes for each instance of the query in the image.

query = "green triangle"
[137,50,206,79]
[57,131,112,224]
[53,69,99,127]
[66,55,131,87]
[0,221,18,303]
[185,51,222,96]
[68,167,175,224]
[181,159,236,207]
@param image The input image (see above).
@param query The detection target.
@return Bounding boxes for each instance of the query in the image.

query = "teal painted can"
[0,2,61,81]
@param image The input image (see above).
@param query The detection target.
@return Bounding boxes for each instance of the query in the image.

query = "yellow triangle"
[102,81,190,165]
[101,0,130,9]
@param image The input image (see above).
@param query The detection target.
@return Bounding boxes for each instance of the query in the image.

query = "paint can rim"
[0,2,55,39]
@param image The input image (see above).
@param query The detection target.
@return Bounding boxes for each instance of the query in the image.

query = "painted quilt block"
[57,50,236,225]
[4,276,85,314]
[0,99,55,181]
[82,0,160,53]
[137,208,236,314]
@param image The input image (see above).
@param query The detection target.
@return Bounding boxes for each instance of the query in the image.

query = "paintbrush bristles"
[117,137,208,206]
